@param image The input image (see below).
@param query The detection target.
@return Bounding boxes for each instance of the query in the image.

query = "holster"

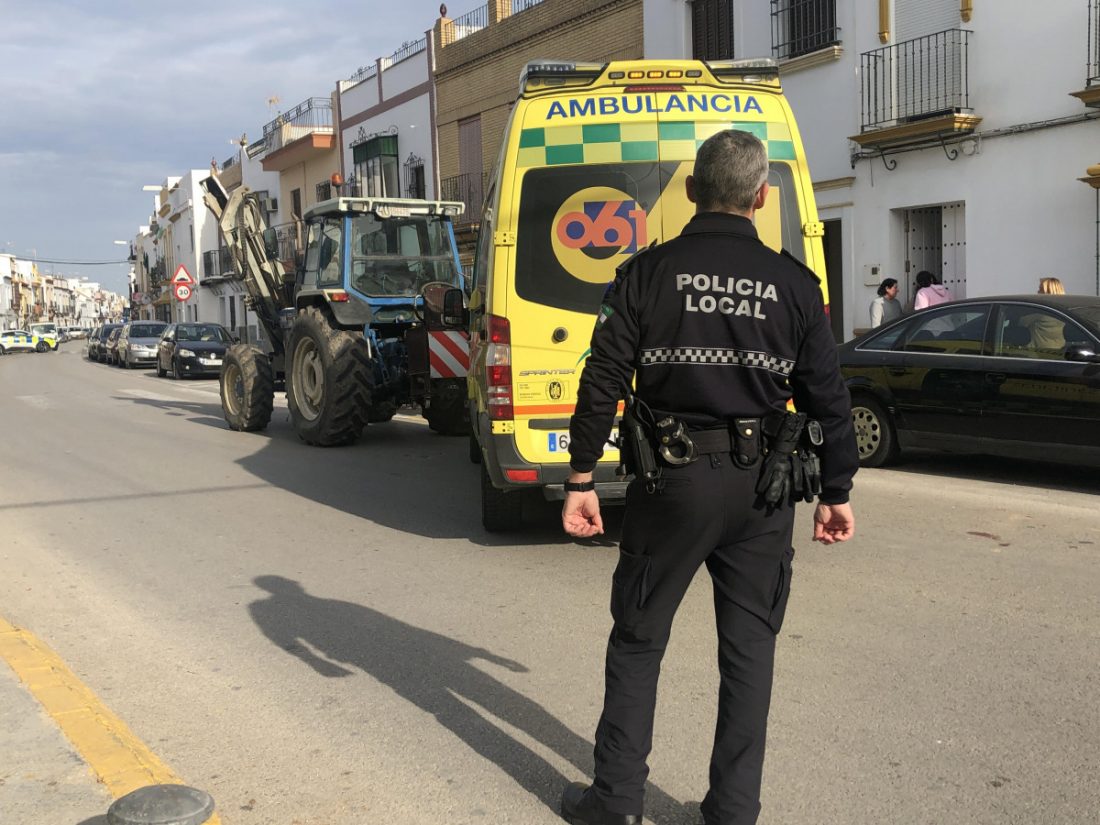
[616,397,663,492]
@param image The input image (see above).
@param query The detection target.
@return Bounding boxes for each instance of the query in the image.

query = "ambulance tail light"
[486,314,513,421]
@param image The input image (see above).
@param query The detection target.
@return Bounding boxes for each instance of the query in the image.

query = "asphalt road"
[1,344,1098,825]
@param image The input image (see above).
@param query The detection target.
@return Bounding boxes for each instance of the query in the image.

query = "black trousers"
[590,453,796,825]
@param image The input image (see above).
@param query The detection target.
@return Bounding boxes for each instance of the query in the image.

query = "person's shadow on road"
[248,576,697,824]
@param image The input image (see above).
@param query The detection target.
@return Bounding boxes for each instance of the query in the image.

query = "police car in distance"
[0,329,57,354]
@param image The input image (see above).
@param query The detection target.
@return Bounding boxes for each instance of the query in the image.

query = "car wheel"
[171,357,181,379]
[850,395,900,468]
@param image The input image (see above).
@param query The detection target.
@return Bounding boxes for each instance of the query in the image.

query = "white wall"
[640,1,1100,337]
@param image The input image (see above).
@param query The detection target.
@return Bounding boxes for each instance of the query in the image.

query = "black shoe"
[560,782,642,825]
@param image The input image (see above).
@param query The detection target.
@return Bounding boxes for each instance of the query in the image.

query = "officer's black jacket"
[568,212,858,504]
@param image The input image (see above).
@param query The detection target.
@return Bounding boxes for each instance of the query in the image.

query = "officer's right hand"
[812,502,854,544]
[563,491,604,538]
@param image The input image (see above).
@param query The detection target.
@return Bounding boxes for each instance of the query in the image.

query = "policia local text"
[676,273,779,319]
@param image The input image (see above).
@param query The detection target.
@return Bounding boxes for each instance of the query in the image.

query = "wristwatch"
[563,479,596,493]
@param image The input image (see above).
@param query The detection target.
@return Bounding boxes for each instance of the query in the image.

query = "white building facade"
[337,35,438,201]
[644,0,1100,339]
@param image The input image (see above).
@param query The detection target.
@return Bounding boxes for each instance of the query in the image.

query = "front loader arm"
[200,175,291,357]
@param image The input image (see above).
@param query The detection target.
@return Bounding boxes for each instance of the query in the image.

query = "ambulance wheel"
[851,395,899,468]
[481,464,524,532]
[221,344,275,433]
[286,306,372,446]
[468,432,482,465]
[35,341,47,353]
[426,379,469,436]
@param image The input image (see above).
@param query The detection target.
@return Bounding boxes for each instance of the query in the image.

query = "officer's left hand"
[563,491,604,538]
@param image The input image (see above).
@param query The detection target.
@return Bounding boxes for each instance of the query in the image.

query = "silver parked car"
[117,321,168,369]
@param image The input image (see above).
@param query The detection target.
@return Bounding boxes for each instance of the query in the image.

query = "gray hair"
[692,130,770,212]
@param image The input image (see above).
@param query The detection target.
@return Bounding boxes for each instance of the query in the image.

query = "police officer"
[560,130,858,825]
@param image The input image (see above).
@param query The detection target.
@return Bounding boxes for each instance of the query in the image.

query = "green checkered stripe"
[517,121,795,167]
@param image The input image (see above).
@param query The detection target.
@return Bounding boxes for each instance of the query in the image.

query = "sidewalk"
[0,659,113,825]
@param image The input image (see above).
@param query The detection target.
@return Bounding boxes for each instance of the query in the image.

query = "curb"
[0,615,222,824]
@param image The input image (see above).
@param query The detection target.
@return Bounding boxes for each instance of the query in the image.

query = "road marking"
[0,616,223,823]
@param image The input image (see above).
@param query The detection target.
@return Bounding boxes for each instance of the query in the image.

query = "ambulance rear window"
[513,161,804,314]
[514,162,665,315]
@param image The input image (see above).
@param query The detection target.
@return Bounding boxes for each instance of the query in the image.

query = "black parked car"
[840,295,1100,468]
[104,327,124,365]
[156,322,236,378]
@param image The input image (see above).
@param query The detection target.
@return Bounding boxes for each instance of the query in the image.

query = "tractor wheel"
[286,306,372,446]
[481,463,525,532]
[426,378,470,436]
[366,400,397,423]
[220,344,275,432]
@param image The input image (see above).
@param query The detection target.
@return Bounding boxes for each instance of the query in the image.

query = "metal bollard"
[106,784,215,825]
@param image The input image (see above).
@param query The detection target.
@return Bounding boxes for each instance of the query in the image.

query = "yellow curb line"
[0,616,222,824]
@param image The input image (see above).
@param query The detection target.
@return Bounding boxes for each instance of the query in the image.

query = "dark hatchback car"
[840,295,1100,468]
[103,326,124,364]
[87,323,121,362]
[157,322,236,378]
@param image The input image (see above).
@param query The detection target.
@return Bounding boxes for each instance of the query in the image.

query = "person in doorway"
[559,129,858,825]
[869,278,902,327]
[913,271,952,310]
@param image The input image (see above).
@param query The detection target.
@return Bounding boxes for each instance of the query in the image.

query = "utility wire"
[21,258,131,266]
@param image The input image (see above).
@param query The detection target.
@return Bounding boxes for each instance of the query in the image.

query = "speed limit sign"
[174,283,192,301]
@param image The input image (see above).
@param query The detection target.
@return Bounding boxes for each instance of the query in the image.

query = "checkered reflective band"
[640,346,794,376]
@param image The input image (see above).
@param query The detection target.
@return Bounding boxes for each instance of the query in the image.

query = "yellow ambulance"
[467,58,829,531]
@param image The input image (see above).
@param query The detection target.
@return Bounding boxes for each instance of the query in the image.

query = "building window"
[291,188,302,220]
[771,0,838,61]
[692,0,735,61]
[316,181,332,201]
[352,133,400,197]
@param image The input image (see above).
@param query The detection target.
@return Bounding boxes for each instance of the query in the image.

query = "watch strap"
[563,480,596,493]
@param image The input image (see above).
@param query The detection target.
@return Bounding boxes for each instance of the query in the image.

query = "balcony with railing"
[440,173,487,222]
[260,97,335,172]
[852,29,980,152]
[202,247,235,281]
[1072,0,1100,106]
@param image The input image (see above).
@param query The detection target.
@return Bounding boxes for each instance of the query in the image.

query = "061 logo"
[551,187,651,284]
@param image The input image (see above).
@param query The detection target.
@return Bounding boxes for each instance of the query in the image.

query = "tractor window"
[349,214,460,297]
[303,218,344,287]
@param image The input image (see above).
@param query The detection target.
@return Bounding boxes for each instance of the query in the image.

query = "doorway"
[822,218,843,342]
[904,203,966,305]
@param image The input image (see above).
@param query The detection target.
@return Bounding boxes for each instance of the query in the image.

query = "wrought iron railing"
[261,97,333,153]
[316,181,333,201]
[221,154,238,170]
[382,38,427,69]
[771,0,839,61]
[346,64,378,86]
[859,29,972,132]
[440,173,487,219]
[202,248,234,279]
[451,4,489,44]
[511,0,545,12]
[1089,0,1100,85]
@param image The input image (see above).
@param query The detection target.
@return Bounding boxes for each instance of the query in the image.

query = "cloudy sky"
[0,0,452,295]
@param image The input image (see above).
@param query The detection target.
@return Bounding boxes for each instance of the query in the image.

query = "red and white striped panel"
[428,330,471,378]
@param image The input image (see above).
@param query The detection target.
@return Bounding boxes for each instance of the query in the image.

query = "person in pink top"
[913,270,953,310]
